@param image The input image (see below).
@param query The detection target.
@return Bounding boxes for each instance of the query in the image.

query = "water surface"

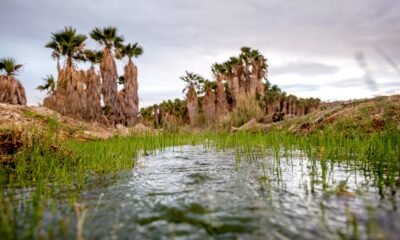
[40,145,400,239]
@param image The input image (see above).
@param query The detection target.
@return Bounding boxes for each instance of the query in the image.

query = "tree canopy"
[0,58,23,76]
[45,26,87,67]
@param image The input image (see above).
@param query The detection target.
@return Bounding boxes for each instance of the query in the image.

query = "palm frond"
[90,27,105,44]
[37,74,55,94]
[90,26,124,49]
[0,57,22,76]
[46,26,87,65]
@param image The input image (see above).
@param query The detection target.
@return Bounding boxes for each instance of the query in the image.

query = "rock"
[231,119,269,132]
[261,114,274,124]
[116,124,130,136]
[284,114,296,120]
[238,119,257,130]
[131,123,152,133]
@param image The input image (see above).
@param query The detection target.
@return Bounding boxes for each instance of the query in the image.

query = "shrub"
[219,97,264,129]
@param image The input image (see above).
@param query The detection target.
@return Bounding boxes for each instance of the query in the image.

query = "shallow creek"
[37,145,400,239]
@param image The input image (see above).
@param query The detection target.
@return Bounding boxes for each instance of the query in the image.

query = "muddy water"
[54,145,399,239]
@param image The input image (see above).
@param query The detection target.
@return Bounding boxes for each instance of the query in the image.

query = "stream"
[37,145,400,239]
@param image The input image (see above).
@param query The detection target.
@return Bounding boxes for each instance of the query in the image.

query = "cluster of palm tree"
[179,47,266,126]
[38,26,143,126]
[141,98,187,128]
[260,83,320,117]
[0,57,26,105]
[177,47,320,126]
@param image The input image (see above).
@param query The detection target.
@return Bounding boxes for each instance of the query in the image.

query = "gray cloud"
[279,83,321,92]
[271,62,340,77]
[330,77,400,90]
[1,0,399,105]
[330,78,364,88]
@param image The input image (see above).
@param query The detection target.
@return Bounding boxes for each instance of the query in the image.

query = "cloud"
[1,0,399,105]
[280,83,321,92]
[271,61,340,77]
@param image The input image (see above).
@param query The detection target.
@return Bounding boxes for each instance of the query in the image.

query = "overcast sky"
[1,0,399,107]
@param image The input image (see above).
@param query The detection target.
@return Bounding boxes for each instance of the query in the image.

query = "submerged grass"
[209,128,400,195]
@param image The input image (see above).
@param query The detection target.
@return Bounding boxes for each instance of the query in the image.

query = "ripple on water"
[40,145,400,239]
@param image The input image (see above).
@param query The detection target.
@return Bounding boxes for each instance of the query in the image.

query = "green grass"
[1,125,399,239]
[0,130,201,239]
[208,128,400,196]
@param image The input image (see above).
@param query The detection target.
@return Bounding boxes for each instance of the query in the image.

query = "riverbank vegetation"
[39,26,143,127]
[141,47,321,130]
[0,58,27,105]
[1,108,399,238]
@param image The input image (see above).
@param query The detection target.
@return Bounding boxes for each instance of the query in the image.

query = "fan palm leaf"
[0,58,23,76]
[45,26,87,67]
[90,26,124,49]
[37,74,55,94]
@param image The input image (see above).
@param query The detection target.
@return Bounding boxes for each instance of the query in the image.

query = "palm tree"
[118,42,143,61]
[238,47,252,94]
[181,71,202,126]
[249,49,268,98]
[45,26,87,69]
[38,75,57,109]
[262,84,281,114]
[82,49,103,67]
[82,50,103,122]
[37,75,55,95]
[237,47,268,98]
[222,57,241,101]
[90,26,124,50]
[90,26,124,125]
[118,42,144,126]
[0,58,23,76]
[45,27,88,120]
[0,58,27,105]
[211,63,229,118]
[202,80,217,124]
[181,71,204,94]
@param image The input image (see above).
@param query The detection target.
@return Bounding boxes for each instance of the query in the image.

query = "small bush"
[219,97,264,129]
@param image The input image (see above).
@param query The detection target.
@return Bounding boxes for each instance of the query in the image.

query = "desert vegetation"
[141,47,321,129]
[0,58,27,105]
[39,26,143,126]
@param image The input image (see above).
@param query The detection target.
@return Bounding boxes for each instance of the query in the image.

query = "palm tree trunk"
[231,76,240,101]
[186,85,198,126]
[249,64,259,98]
[50,66,86,120]
[100,47,121,125]
[122,59,139,126]
[0,76,27,105]
[57,58,61,72]
[215,76,229,120]
[202,88,216,125]
[85,67,102,121]
[281,100,287,114]
[256,80,264,99]
[256,68,266,98]
[239,72,247,97]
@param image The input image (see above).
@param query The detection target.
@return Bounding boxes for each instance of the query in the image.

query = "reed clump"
[218,97,264,129]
